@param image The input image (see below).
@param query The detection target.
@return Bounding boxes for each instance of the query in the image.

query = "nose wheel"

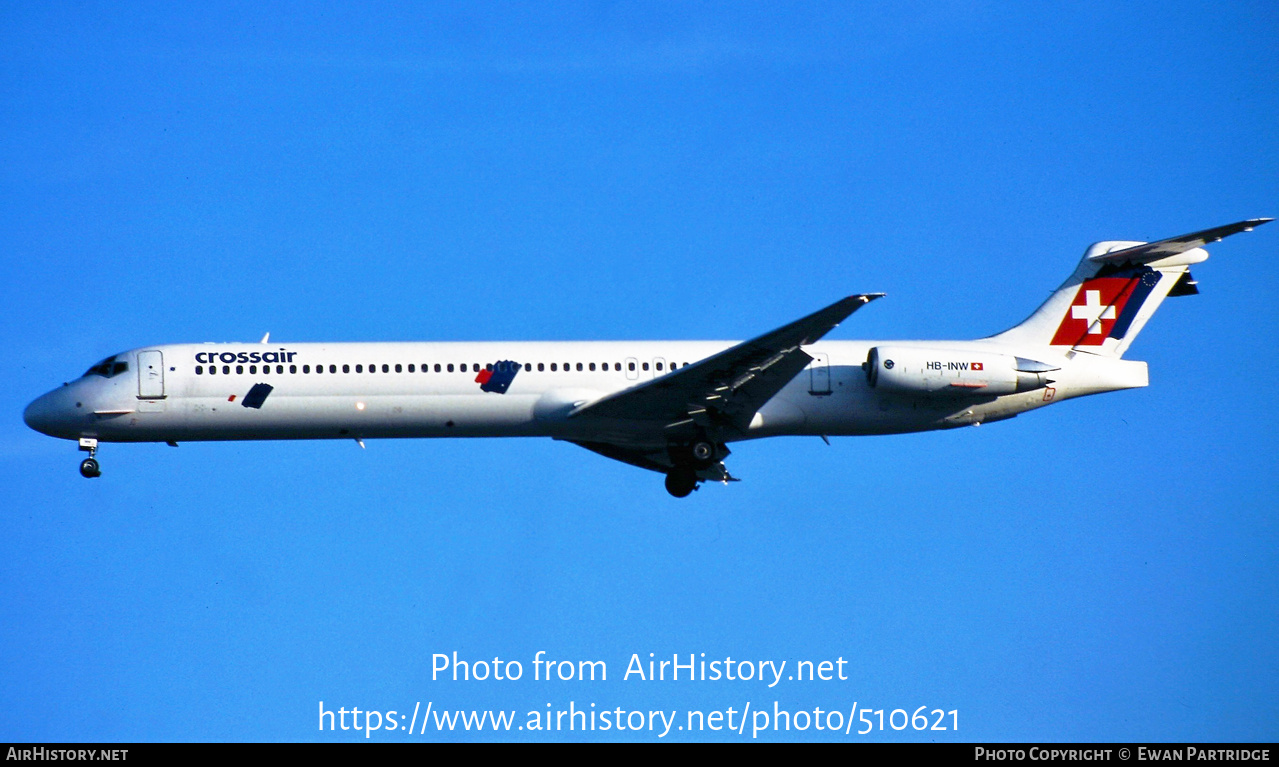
[78,437,101,478]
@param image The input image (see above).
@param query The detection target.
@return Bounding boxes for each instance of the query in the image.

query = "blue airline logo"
[476,361,519,394]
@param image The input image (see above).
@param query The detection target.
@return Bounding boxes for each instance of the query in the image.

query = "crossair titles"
[195,349,298,365]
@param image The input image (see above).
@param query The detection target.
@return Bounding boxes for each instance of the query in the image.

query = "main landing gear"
[663,437,730,498]
[664,469,698,498]
[78,438,101,478]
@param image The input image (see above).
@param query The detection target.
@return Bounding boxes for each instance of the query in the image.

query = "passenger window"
[538,363,545,371]
[315,365,323,374]
[224,366,231,375]
[236,365,244,374]
[435,364,442,372]
[394,364,401,373]
[563,362,569,372]
[407,364,415,373]
[642,362,649,371]
[289,365,297,374]
[628,362,635,371]
[330,365,336,373]
[195,366,203,375]
[303,365,310,374]
[656,362,663,371]
[525,363,532,372]
[447,364,454,373]
[250,365,257,374]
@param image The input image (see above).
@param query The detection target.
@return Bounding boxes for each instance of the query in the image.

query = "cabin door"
[138,350,166,399]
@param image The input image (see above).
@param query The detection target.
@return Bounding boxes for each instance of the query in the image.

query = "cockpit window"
[82,356,129,378]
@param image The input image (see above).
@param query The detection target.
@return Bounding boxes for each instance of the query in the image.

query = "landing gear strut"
[78,438,101,479]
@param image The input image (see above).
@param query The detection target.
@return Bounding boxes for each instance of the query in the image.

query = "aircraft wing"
[565,440,676,473]
[1090,218,1272,264]
[568,293,883,432]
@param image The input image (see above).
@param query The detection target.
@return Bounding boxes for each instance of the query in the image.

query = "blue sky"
[2,2,1276,742]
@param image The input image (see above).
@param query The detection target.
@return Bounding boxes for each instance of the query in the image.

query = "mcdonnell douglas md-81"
[24,219,1271,497]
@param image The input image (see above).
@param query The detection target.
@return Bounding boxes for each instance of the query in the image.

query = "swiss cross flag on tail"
[1050,269,1160,347]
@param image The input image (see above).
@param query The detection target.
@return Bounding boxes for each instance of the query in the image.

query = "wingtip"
[853,292,886,304]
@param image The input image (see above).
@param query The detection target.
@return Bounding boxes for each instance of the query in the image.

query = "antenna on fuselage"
[259,332,270,344]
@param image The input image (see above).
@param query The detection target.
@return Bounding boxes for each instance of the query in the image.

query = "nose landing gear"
[78,438,101,478]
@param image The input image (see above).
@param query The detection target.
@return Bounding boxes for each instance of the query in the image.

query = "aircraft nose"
[24,392,55,435]
[24,388,77,438]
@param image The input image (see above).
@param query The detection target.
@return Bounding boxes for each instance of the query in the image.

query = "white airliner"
[24,219,1270,497]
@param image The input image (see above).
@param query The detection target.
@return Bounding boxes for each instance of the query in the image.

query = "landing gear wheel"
[665,469,697,498]
[690,440,715,467]
[79,457,101,479]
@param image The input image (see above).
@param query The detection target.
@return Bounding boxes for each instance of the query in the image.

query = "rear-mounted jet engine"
[865,346,1058,395]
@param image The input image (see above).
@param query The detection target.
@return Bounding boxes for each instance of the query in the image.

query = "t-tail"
[989,219,1272,358]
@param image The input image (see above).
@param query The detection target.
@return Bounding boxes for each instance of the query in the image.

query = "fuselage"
[23,338,1148,449]
[23,219,1267,494]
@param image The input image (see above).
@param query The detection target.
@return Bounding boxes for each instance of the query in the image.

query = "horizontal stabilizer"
[1090,218,1272,264]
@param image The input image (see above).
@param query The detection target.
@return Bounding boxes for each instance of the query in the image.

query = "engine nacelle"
[865,346,1058,396]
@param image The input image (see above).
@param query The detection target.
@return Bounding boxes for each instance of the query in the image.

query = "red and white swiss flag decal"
[1050,278,1136,346]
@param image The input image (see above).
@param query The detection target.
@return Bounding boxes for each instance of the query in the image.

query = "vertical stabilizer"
[988,219,1270,358]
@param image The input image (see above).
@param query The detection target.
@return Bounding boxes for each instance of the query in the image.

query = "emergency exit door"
[808,352,831,395]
